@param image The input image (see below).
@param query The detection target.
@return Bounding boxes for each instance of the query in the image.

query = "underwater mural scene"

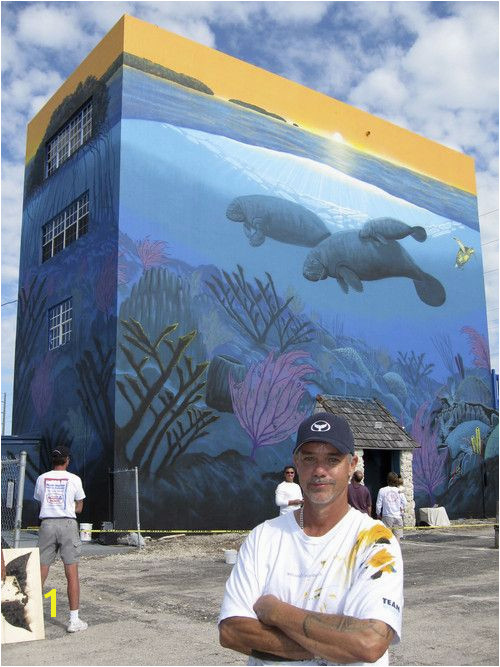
[13,19,497,530]
[114,64,496,527]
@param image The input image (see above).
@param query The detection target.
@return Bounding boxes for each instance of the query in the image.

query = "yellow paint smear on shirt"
[347,524,393,573]
[368,547,396,575]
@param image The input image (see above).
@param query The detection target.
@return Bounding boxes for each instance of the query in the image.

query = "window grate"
[41,192,89,262]
[46,101,92,177]
[48,299,73,350]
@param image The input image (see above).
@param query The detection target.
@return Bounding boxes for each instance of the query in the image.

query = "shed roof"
[315,395,419,451]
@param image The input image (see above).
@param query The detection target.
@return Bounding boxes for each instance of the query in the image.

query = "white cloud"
[263,1,330,25]
[6,68,64,112]
[79,1,136,32]
[1,30,27,73]
[17,4,87,50]
[403,15,498,111]
[1,161,24,288]
[349,66,409,113]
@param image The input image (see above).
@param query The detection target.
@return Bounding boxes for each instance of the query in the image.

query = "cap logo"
[311,420,331,433]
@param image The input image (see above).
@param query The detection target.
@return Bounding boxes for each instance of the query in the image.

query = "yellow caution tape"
[19,523,497,534]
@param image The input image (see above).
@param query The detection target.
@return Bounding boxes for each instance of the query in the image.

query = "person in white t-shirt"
[275,466,303,516]
[219,411,403,666]
[376,473,407,543]
[34,445,87,633]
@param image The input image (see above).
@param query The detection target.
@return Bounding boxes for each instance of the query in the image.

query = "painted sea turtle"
[452,237,475,269]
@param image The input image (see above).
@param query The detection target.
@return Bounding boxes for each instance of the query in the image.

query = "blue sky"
[1,1,498,432]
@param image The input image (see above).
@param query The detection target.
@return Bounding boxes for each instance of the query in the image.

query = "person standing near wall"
[219,412,403,665]
[347,469,372,515]
[275,465,303,515]
[376,472,406,543]
[34,445,88,633]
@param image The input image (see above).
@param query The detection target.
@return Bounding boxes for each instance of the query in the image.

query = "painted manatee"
[359,218,427,244]
[303,229,446,307]
[226,195,331,247]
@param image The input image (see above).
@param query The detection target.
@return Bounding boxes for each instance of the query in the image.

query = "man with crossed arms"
[219,412,403,665]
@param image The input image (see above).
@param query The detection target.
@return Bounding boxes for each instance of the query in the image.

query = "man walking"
[376,472,406,543]
[347,469,372,516]
[219,412,403,665]
[34,445,88,633]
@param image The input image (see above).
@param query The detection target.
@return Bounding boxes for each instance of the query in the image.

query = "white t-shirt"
[34,470,86,519]
[376,486,406,519]
[275,481,303,515]
[219,508,403,666]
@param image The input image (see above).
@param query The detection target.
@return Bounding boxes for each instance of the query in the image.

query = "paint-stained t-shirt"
[219,508,403,666]
[376,486,406,519]
[34,470,85,519]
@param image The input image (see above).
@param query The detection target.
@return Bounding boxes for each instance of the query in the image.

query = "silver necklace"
[299,506,304,530]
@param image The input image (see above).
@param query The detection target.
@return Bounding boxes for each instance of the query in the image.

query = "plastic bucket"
[224,549,237,565]
[80,523,93,542]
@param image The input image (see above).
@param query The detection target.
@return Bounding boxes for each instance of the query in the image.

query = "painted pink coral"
[411,402,447,504]
[461,326,490,370]
[229,350,315,459]
[136,237,169,272]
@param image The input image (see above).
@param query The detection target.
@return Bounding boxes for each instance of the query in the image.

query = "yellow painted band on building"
[26,14,476,195]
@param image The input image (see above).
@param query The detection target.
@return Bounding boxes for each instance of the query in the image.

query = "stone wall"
[352,448,416,527]
[400,449,416,527]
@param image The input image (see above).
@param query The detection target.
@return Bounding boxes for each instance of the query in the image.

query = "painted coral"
[411,401,447,504]
[461,326,490,370]
[136,237,169,272]
[229,349,315,459]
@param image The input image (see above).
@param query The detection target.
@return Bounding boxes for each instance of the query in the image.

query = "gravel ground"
[128,533,249,560]
[2,521,498,666]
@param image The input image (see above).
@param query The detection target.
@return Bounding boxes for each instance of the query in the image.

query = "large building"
[13,15,497,529]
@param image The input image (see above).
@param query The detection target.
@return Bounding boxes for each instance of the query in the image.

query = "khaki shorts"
[381,515,404,541]
[39,518,81,565]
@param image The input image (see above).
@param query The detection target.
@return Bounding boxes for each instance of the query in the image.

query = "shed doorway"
[363,449,400,518]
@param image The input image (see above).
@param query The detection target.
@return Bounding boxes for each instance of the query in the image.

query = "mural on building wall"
[113,63,497,527]
[14,53,498,530]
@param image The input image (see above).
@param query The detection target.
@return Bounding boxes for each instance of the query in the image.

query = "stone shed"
[316,394,418,526]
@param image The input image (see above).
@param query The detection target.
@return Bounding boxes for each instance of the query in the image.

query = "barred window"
[42,193,89,262]
[46,101,92,177]
[48,299,73,350]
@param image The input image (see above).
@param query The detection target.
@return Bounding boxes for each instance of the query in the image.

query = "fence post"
[495,501,499,550]
[13,451,27,548]
[134,466,141,549]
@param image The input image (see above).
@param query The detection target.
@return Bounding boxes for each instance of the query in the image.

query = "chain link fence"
[108,466,142,547]
[1,452,27,548]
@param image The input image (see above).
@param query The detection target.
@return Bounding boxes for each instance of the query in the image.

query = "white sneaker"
[67,618,88,633]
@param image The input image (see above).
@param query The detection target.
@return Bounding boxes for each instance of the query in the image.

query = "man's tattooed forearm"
[303,613,362,638]
[367,620,394,641]
[303,613,393,641]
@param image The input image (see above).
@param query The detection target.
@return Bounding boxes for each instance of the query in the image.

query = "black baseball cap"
[51,445,71,459]
[293,412,355,455]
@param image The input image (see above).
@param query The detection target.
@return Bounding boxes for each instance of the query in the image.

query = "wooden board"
[1,547,45,644]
